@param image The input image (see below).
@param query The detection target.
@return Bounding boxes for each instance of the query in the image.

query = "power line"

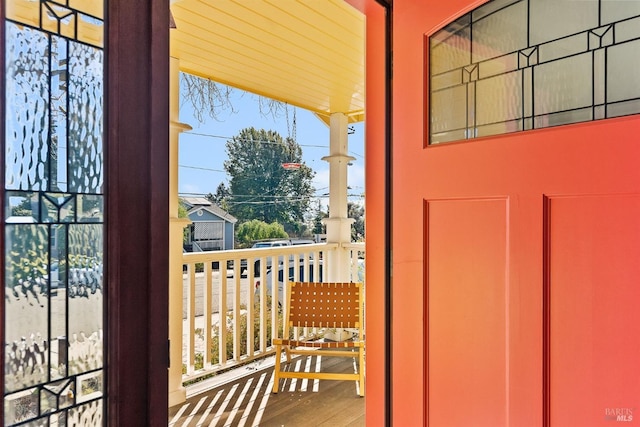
[179,164,225,172]
[183,130,364,158]
[178,192,364,201]
[184,131,324,148]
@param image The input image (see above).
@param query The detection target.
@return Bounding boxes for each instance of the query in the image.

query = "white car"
[243,239,316,278]
[254,261,323,306]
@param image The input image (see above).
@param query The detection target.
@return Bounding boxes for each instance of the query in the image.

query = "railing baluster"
[233,258,241,361]
[246,255,255,359]
[188,263,196,374]
[219,260,227,367]
[203,260,213,370]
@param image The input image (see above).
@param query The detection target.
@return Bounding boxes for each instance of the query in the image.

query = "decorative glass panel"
[4,0,105,425]
[429,0,640,144]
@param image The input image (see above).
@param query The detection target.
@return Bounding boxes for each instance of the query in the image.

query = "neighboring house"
[181,197,236,252]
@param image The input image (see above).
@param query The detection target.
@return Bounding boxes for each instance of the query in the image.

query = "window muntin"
[429,0,640,144]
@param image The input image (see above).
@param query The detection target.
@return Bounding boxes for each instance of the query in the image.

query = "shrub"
[209,298,284,365]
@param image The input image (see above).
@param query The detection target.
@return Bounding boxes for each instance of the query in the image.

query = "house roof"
[169,0,365,125]
[182,196,214,207]
[181,197,238,223]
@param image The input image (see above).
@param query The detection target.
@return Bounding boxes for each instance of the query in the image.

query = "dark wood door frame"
[106,1,170,425]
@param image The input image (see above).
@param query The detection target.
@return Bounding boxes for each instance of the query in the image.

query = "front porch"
[169,353,364,426]
[170,243,366,423]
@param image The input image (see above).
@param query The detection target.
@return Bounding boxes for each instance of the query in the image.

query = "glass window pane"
[5,225,50,392]
[476,71,522,126]
[534,53,592,116]
[607,39,640,104]
[431,129,468,145]
[478,52,518,80]
[538,34,588,64]
[614,16,640,44]
[476,119,523,137]
[472,0,522,21]
[5,25,50,191]
[472,1,527,63]
[529,0,598,46]
[601,0,640,25]
[431,85,468,134]
[608,99,640,119]
[534,107,593,129]
[68,42,104,194]
[5,192,38,223]
[431,22,471,75]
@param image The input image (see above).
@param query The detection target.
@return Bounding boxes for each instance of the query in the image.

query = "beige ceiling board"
[170,15,357,97]
[178,60,333,115]
[170,10,362,114]
[241,0,363,66]
[174,2,362,81]
[172,37,340,113]
[170,0,365,122]
[171,30,332,94]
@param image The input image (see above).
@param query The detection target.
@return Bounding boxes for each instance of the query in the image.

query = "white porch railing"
[180,242,365,383]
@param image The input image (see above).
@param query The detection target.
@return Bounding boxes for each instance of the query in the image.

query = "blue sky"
[177,80,365,207]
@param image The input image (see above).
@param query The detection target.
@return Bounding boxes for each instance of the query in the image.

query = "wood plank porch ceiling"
[170,0,365,124]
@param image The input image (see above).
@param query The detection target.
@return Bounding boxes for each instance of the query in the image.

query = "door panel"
[547,195,640,425]
[427,198,508,426]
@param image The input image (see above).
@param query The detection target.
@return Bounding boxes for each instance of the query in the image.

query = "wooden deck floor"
[169,354,365,427]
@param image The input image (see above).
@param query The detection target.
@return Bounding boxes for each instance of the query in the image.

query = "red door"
[391,1,640,425]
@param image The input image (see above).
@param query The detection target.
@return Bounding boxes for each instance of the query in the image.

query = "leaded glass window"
[429,0,640,144]
[4,1,105,424]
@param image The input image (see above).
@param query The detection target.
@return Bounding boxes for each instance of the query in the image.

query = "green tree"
[178,200,190,245]
[236,219,288,247]
[11,197,33,217]
[312,200,327,235]
[349,202,365,242]
[224,127,315,231]
[206,182,230,211]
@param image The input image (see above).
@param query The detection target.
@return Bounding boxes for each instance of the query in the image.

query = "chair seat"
[273,338,363,349]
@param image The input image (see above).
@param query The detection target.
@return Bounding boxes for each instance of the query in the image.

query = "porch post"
[169,56,192,406]
[322,112,355,282]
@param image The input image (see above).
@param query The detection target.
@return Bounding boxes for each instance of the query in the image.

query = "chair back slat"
[288,282,362,330]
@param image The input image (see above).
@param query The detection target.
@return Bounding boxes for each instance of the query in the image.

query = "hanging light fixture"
[282,162,301,170]
[282,106,301,170]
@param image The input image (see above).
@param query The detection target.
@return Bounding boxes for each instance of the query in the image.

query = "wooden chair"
[272,281,365,396]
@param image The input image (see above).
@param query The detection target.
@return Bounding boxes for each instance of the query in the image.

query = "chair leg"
[358,349,365,397]
[273,345,282,393]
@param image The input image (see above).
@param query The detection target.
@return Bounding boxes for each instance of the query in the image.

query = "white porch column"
[322,113,355,282]
[169,56,192,407]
